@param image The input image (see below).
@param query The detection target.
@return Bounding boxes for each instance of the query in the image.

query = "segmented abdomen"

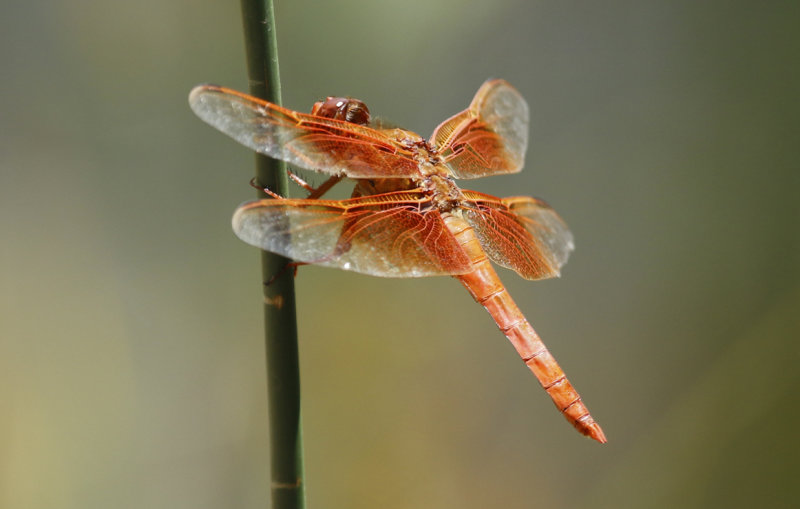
[443,213,606,443]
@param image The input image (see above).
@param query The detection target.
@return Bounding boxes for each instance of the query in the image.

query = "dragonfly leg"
[287,170,343,199]
[252,173,343,200]
[263,261,307,286]
[287,171,315,193]
[306,175,342,199]
[249,177,284,199]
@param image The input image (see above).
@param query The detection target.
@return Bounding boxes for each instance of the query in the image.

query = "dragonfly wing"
[232,192,472,278]
[431,79,529,179]
[461,191,574,280]
[189,85,422,178]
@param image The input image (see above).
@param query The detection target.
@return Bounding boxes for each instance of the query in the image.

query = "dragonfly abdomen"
[443,214,607,443]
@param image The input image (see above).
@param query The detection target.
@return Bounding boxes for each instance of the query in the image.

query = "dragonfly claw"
[263,261,304,286]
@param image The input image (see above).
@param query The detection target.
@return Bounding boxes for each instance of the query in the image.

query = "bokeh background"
[2,1,798,508]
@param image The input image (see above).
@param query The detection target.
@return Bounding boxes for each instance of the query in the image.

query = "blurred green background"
[2,1,798,508]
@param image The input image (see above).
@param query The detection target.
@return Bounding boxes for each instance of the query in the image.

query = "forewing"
[232,192,472,278]
[189,85,421,178]
[461,191,574,280]
[431,79,529,179]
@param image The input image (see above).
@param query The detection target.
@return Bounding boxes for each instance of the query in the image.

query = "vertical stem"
[238,1,305,508]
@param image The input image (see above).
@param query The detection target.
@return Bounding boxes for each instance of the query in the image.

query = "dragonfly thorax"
[423,173,462,212]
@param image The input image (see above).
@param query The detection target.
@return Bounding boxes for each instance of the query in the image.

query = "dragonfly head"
[311,97,371,126]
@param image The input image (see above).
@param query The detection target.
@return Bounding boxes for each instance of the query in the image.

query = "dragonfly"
[189,79,606,443]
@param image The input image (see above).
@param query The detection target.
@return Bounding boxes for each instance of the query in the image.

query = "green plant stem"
[238,1,305,508]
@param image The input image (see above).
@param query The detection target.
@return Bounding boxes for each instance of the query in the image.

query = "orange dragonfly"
[189,80,606,443]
